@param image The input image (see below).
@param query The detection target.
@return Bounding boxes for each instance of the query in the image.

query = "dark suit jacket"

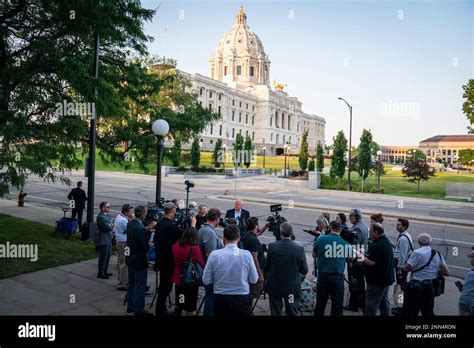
[126,219,151,271]
[265,238,308,298]
[67,187,87,210]
[225,208,250,225]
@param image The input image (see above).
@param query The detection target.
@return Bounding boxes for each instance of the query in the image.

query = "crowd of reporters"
[93,195,473,317]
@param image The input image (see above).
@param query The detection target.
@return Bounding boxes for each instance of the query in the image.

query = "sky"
[140,0,473,146]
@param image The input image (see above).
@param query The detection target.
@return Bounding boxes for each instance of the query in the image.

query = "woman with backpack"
[172,227,205,316]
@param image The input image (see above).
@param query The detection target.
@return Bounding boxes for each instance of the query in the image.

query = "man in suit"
[126,205,156,316]
[265,222,309,316]
[225,199,250,227]
[67,181,87,238]
[97,201,114,279]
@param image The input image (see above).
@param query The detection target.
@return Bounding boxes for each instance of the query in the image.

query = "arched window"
[271,133,273,141]
[276,134,279,144]
[281,113,285,129]
[275,111,279,128]
[288,115,291,130]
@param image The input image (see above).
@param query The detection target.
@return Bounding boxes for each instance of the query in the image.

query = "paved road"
[6,171,474,278]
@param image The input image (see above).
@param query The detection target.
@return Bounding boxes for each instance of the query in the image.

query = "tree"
[349,155,358,172]
[170,138,182,167]
[299,129,309,170]
[358,129,373,181]
[406,149,426,161]
[372,159,387,192]
[234,133,244,167]
[402,158,435,191]
[316,142,324,172]
[462,79,474,133]
[190,137,201,168]
[243,135,253,168]
[370,141,380,156]
[0,2,220,197]
[308,157,315,171]
[330,131,348,187]
[212,138,223,168]
[457,149,474,166]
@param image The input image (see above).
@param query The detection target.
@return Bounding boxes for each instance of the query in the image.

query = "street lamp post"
[338,97,353,191]
[284,143,288,177]
[262,146,266,169]
[376,150,382,191]
[222,143,227,174]
[152,119,169,205]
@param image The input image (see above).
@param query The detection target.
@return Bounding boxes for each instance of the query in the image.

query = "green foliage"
[243,135,253,168]
[299,129,309,170]
[357,129,373,180]
[190,137,201,168]
[234,133,244,166]
[0,1,220,197]
[370,141,381,156]
[316,142,324,172]
[170,138,182,167]
[308,157,315,171]
[458,149,474,166]
[462,79,474,133]
[402,158,436,191]
[330,131,348,186]
[212,138,223,168]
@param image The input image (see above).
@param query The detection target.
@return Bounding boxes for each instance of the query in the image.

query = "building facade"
[419,135,474,164]
[380,146,418,164]
[182,6,325,155]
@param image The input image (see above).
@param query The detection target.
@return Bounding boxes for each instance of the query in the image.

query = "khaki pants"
[116,242,128,287]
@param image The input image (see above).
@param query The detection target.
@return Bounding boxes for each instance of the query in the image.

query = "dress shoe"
[135,310,154,317]
[97,274,109,279]
[117,285,127,291]
[391,307,401,315]
[343,305,359,312]
[107,272,113,276]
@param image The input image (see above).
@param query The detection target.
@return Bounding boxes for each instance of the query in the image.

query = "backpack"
[299,280,316,313]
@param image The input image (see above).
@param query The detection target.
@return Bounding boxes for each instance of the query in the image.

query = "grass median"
[0,213,98,279]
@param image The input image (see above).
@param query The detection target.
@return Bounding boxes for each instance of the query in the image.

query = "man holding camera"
[392,218,413,314]
[154,202,196,316]
[265,222,308,316]
[125,205,156,316]
[198,208,223,316]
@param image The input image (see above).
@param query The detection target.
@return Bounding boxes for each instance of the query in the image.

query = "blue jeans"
[314,272,345,316]
[203,284,214,316]
[126,267,148,313]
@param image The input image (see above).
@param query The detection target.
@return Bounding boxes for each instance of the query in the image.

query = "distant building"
[381,134,474,165]
[380,146,419,164]
[419,135,474,164]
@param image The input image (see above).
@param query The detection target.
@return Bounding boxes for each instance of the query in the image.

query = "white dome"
[210,6,270,86]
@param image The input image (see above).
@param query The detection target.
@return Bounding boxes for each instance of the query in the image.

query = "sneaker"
[125,309,135,316]
[135,310,154,317]
[343,305,359,312]
[97,274,109,279]
[117,285,127,291]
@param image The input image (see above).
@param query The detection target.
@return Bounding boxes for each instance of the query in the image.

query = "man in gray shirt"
[198,208,223,316]
[345,208,369,313]
[392,218,413,314]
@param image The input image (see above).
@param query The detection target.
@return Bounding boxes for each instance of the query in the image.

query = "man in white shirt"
[203,224,258,316]
[402,233,449,316]
[392,218,413,314]
[114,204,134,291]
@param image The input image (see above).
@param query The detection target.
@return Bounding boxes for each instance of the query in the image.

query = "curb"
[211,195,474,228]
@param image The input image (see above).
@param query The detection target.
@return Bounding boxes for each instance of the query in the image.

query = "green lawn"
[321,166,474,201]
[0,214,98,279]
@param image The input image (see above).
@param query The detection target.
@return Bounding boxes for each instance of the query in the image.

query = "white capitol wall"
[182,72,325,155]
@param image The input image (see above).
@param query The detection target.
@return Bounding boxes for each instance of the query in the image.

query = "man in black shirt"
[242,217,266,305]
[154,202,196,316]
[357,222,394,316]
[67,181,87,238]
[125,205,156,316]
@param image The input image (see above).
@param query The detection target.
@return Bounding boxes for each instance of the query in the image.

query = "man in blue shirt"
[313,220,351,316]
[202,224,258,316]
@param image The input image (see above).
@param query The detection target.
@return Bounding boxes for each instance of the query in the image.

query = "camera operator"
[225,199,250,227]
[125,205,156,316]
[154,202,197,316]
[198,208,223,316]
[242,217,266,306]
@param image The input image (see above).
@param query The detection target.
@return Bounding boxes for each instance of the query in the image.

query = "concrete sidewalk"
[0,198,462,316]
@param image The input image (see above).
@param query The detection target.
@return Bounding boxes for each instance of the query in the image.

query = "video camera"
[267,204,292,241]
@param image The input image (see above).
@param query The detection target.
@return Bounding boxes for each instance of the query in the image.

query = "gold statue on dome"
[273,80,286,91]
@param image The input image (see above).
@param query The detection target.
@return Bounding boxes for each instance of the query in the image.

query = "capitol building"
[182,6,326,155]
